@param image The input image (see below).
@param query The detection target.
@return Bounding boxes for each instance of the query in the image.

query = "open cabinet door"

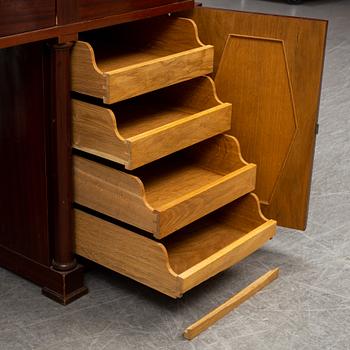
[184,7,327,230]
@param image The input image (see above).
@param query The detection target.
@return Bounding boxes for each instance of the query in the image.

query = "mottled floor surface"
[1,0,350,349]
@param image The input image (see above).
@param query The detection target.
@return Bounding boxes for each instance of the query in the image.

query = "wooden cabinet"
[70,10,327,297]
[0,1,327,303]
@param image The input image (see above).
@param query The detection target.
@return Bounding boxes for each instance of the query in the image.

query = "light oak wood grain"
[73,134,256,238]
[186,8,327,230]
[183,268,280,340]
[71,17,214,103]
[74,194,277,298]
[215,35,297,206]
[74,209,178,297]
[72,76,232,169]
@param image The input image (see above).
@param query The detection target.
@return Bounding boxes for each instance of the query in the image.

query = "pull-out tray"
[71,17,214,104]
[74,135,256,238]
[74,193,276,298]
[73,76,232,169]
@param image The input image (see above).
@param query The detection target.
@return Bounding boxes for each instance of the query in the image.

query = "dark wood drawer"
[77,0,191,21]
[0,0,56,37]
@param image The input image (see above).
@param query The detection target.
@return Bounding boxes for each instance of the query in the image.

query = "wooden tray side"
[71,41,106,99]
[160,74,223,110]
[187,134,250,174]
[139,17,206,50]
[164,193,269,273]
[73,156,158,233]
[74,209,180,298]
[128,104,231,169]
[106,46,213,103]
[214,193,269,231]
[72,99,130,166]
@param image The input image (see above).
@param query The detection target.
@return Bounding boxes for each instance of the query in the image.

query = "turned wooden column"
[50,42,76,271]
[41,41,88,305]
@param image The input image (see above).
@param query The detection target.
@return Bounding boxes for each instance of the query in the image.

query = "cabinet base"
[42,281,88,305]
[0,244,88,305]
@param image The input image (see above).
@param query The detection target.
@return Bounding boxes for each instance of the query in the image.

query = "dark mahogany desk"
[0,0,194,304]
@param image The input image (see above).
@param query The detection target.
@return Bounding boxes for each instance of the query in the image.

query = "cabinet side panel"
[0,43,50,265]
[187,8,327,230]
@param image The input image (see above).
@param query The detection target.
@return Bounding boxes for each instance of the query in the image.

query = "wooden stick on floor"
[183,268,280,340]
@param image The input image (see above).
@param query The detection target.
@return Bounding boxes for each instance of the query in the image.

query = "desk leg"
[42,42,88,304]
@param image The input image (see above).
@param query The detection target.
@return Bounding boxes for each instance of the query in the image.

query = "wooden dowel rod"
[184,268,280,340]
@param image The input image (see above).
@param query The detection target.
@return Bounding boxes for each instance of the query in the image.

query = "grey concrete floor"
[1,0,350,349]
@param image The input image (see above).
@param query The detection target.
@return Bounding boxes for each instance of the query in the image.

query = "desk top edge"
[0,0,194,49]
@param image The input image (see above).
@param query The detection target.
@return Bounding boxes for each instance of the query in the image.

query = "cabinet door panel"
[186,7,327,230]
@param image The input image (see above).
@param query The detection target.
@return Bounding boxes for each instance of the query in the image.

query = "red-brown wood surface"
[77,0,191,21]
[0,41,87,304]
[0,0,194,304]
[0,0,56,37]
[0,1,194,49]
[0,42,51,265]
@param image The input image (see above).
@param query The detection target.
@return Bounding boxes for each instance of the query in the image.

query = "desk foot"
[42,265,88,305]
[0,244,88,305]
